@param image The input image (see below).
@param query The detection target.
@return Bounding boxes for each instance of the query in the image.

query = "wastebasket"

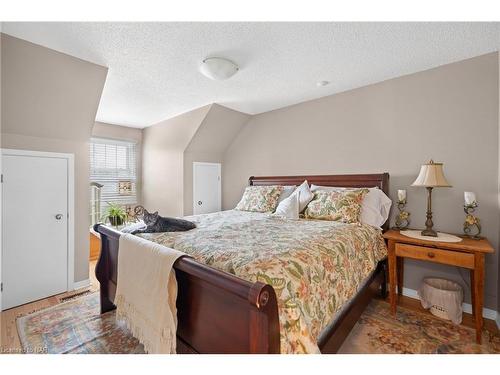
[418,277,464,324]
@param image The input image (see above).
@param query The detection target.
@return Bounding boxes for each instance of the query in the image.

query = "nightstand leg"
[469,269,475,321]
[473,253,484,344]
[388,240,397,316]
[397,257,404,297]
[380,260,388,298]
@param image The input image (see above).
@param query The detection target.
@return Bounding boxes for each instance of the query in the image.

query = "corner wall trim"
[73,279,90,291]
[402,287,499,327]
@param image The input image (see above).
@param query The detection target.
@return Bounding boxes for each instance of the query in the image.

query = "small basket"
[430,304,449,320]
[418,277,464,324]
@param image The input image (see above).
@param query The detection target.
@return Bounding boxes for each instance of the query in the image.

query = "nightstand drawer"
[395,243,474,269]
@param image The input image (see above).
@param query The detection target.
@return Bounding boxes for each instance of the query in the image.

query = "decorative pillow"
[304,189,369,223]
[310,185,392,228]
[235,185,284,212]
[293,180,314,212]
[274,191,300,220]
[277,185,296,205]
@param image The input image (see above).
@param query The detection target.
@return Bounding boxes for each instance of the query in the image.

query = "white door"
[193,162,221,215]
[2,151,71,310]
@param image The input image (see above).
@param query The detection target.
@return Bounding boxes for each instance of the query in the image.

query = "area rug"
[339,299,500,354]
[17,292,500,354]
[17,292,144,354]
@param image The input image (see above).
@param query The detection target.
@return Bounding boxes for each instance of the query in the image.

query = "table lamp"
[411,160,452,237]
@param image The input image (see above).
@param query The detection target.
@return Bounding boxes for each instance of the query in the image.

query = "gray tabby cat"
[132,209,196,234]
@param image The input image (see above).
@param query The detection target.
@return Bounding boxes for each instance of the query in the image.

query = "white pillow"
[310,185,392,228]
[274,191,300,220]
[277,185,296,204]
[293,180,314,213]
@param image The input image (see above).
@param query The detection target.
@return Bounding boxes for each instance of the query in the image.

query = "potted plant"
[103,202,127,227]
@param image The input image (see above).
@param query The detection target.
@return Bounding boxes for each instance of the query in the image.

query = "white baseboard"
[72,279,90,291]
[402,287,499,328]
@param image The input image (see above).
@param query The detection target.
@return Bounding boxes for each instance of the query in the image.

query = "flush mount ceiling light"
[199,57,239,81]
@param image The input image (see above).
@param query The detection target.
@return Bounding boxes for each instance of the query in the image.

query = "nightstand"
[383,229,494,344]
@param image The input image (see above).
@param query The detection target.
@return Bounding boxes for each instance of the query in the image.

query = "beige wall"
[92,121,143,205]
[1,35,106,141]
[1,34,107,283]
[0,25,3,311]
[223,52,500,310]
[142,105,211,216]
[183,104,250,215]
[498,54,500,314]
[93,121,142,143]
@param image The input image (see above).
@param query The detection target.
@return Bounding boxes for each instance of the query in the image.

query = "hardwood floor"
[383,294,499,334]
[0,261,98,353]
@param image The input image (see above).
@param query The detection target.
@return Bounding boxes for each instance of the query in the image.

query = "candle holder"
[463,202,481,239]
[394,199,410,230]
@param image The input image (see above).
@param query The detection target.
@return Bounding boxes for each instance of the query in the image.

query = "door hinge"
[1,174,3,183]
[1,282,3,292]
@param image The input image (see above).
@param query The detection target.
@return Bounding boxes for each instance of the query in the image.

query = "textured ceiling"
[2,22,499,128]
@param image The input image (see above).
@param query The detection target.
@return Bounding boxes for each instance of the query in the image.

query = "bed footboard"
[94,224,280,354]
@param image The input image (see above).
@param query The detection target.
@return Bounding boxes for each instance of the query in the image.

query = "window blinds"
[89,137,137,218]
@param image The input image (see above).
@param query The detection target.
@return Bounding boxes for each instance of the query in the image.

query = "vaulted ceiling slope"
[185,104,250,154]
[1,33,108,140]
[141,103,250,216]
[2,22,499,128]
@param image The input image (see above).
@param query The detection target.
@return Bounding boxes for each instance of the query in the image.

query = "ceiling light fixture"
[316,80,330,87]
[199,57,239,81]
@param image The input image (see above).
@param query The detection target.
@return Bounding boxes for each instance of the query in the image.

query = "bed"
[95,173,390,353]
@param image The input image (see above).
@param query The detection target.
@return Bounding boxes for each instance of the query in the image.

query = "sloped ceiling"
[1,34,108,141]
[141,104,212,216]
[2,22,499,128]
[185,104,251,154]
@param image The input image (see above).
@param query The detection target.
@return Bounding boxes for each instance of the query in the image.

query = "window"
[89,137,137,224]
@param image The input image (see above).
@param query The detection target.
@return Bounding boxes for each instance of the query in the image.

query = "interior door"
[2,152,69,310]
[193,162,221,215]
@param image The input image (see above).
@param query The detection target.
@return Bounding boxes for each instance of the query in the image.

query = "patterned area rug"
[17,293,144,354]
[339,299,500,354]
[17,292,500,354]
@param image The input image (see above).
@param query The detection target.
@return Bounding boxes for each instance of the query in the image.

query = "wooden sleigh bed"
[94,173,390,354]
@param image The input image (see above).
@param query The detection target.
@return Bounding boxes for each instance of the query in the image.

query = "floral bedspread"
[137,210,387,354]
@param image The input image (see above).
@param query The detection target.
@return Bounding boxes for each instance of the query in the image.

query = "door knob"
[55,214,63,220]
[198,201,203,205]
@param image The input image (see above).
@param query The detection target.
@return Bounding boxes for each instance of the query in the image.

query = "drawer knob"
[427,252,435,258]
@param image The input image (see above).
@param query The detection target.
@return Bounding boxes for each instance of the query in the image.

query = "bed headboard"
[249,173,391,230]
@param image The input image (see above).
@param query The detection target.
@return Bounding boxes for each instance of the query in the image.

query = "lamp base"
[421,187,438,237]
[421,228,438,237]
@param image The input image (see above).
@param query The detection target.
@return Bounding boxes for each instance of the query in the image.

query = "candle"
[464,192,477,206]
[397,189,406,203]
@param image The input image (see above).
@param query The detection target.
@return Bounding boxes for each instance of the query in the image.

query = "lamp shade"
[411,160,452,187]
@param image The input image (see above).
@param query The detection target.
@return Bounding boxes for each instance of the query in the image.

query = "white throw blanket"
[115,233,185,354]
